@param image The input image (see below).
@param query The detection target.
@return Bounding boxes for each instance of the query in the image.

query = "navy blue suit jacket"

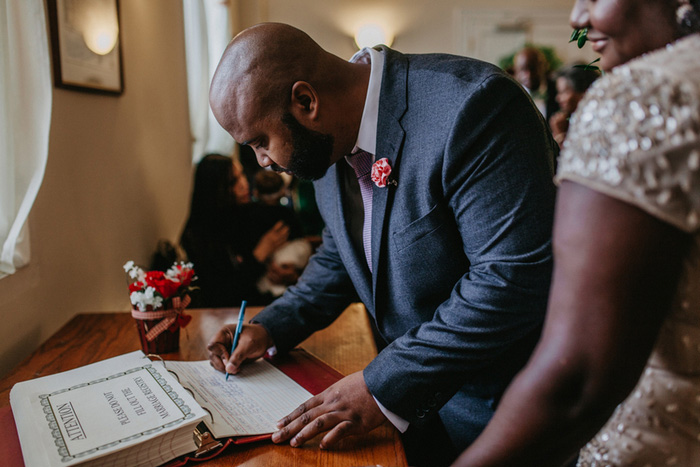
[253,47,557,450]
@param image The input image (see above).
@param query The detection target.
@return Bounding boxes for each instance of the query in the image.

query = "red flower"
[128,281,145,293]
[371,158,392,187]
[172,265,195,287]
[144,271,181,299]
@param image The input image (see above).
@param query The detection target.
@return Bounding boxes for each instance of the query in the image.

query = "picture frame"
[46,0,124,95]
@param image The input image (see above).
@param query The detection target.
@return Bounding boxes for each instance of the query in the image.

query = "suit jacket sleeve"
[363,73,556,425]
[251,223,359,351]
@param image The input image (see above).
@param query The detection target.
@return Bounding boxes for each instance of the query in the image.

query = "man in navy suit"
[207,23,557,466]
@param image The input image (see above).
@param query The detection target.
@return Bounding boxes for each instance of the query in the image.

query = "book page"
[167,359,313,438]
[10,351,206,467]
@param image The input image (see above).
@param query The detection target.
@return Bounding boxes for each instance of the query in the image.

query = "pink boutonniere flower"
[371,158,392,187]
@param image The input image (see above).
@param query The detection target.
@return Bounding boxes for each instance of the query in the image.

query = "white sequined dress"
[556,34,700,466]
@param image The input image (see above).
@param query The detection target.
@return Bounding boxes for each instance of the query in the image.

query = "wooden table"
[0,304,407,467]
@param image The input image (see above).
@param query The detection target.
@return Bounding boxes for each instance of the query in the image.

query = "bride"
[453,0,700,465]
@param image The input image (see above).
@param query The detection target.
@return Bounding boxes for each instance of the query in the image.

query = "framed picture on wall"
[46,0,124,95]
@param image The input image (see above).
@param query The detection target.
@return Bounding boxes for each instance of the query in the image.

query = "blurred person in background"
[180,153,290,306]
[513,46,559,121]
[549,64,600,148]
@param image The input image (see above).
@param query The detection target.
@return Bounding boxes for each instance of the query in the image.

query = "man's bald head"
[210,23,328,136]
[208,23,369,179]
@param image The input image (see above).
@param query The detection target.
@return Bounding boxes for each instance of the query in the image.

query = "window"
[0,0,52,277]
[183,0,235,164]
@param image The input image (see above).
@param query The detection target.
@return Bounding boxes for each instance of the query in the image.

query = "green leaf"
[573,57,602,73]
[577,28,588,48]
[569,29,581,43]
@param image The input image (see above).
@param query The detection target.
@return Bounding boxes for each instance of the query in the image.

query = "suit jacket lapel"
[371,47,408,297]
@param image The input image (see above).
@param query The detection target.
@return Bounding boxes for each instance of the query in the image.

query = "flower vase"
[130,295,191,354]
[132,309,181,354]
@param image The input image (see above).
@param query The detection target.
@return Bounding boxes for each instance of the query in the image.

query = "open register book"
[9,349,342,467]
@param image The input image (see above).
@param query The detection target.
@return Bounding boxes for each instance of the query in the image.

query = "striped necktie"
[346,151,374,272]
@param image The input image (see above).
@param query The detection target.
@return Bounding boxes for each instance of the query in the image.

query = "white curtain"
[183,0,234,164]
[0,0,52,278]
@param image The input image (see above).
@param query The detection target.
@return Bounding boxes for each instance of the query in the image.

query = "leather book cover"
[0,405,24,467]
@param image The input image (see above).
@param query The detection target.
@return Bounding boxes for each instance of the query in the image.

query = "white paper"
[167,359,313,438]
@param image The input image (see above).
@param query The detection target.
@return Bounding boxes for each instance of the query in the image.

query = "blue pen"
[225,300,247,381]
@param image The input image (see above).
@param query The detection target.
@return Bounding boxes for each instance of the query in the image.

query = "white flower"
[165,267,182,282]
[130,291,146,311]
[130,286,164,311]
[123,261,144,280]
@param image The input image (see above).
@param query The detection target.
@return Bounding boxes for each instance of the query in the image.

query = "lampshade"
[354,23,393,49]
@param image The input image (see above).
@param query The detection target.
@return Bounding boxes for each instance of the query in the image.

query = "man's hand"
[271,371,387,449]
[206,323,274,374]
[253,221,290,262]
[266,262,300,286]
[548,111,570,145]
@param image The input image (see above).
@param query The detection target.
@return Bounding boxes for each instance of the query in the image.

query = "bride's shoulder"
[556,34,700,232]
[561,33,700,164]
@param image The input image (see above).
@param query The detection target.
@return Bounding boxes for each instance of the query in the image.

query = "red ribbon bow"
[131,295,192,342]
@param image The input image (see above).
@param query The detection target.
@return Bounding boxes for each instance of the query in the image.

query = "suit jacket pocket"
[392,204,447,252]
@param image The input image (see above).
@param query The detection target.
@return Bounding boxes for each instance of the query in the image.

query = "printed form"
[167,359,313,438]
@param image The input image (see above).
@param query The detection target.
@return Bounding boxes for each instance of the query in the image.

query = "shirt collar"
[348,47,384,156]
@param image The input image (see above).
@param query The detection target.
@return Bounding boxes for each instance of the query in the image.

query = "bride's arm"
[452,181,691,467]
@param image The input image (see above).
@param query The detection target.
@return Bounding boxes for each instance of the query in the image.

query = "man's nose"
[255,151,273,168]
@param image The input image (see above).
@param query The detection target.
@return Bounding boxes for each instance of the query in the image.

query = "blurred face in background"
[555,76,585,115]
[513,50,544,92]
[230,161,251,204]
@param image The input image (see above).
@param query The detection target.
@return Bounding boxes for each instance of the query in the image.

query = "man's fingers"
[206,341,229,372]
[276,402,306,428]
[289,412,349,448]
[226,348,245,374]
[319,420,354,449]
[276,410,326,446]
[271,424,293,443]
[276,396,326,428]
[272,401,324,444]
[206,325,238,374]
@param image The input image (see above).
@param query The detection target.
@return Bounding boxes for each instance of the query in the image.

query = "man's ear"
[289,81,319,122]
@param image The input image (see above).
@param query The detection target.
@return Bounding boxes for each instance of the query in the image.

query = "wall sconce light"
[83,25,119,55]
[354,23,394,49]
[77,1,120,56]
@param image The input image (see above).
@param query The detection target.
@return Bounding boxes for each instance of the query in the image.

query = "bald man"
[207,23,556,466]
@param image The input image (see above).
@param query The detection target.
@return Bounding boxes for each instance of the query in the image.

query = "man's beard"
[271,112,334,181]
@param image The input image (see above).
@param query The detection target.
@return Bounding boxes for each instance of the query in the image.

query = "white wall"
[236,0,591,64]
[0,0,193,377]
